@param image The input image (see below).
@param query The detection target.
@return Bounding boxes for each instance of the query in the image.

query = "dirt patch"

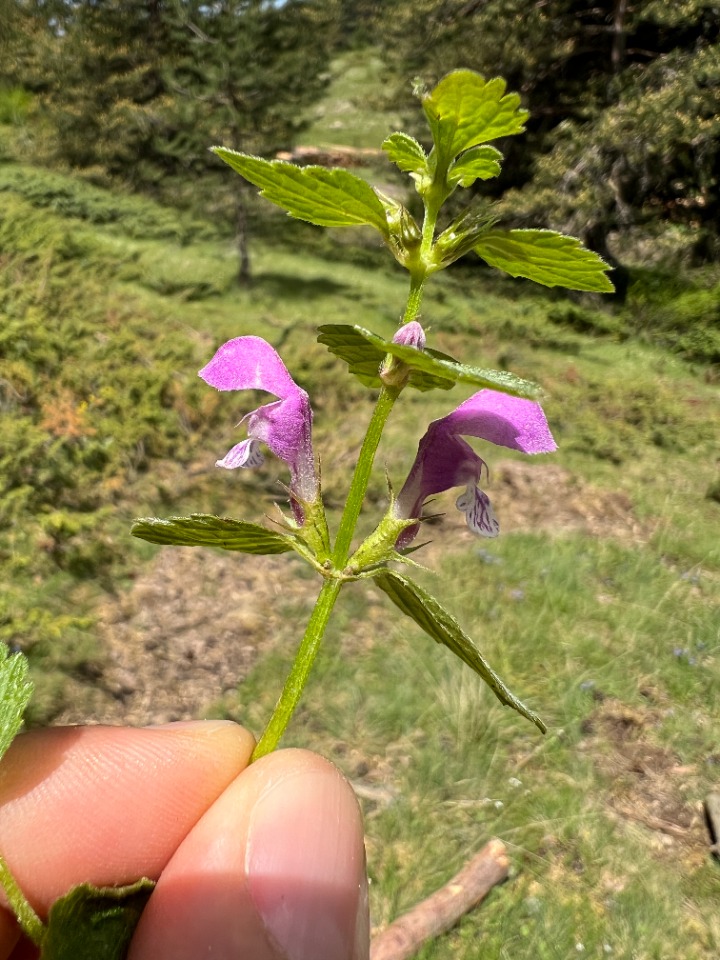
[579,699,706,858]
[492,461,641,541]
[55,548,317,727]
[56,462,641,727]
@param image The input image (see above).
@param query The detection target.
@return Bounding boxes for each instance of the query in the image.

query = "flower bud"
[381,322,427,389]
[392,321,426,351]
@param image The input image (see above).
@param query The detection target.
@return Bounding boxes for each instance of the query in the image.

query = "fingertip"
[130,749,369,960]
[246,750,368,960]
[0,722,255,913]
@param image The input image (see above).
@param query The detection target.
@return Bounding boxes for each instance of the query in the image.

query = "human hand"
[0,722,369,960]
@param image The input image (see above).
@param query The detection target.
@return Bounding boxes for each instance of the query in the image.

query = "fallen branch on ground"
[370,839,510,960]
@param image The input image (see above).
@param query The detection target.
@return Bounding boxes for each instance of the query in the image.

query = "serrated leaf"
[0,645,33,763]
[474,229,615,292]
[382,133,428,175]
[42,879,154,960]
[212,149,389,235]
[317,324,452,391]
[317,324,541,399]
[374,571,546,733]
[423,70,528,169]
[447,145,503,187]
[131,515,294,554]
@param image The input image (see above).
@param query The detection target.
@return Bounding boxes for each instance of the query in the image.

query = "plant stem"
[332,385,400,567]
[421,205,438,259]
[0,854,44,946]
[254,263,429,759]
[402,273,426,325]
[251,577,343,761]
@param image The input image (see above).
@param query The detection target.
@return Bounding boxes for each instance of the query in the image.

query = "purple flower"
[394,390,556,545]
[199,337,317,520]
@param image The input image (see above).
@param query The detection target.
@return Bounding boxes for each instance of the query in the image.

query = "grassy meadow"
[2,71,720,958]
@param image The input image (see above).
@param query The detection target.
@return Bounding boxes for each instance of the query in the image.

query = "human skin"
[0,722,369,960]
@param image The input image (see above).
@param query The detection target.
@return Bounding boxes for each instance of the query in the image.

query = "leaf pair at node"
[130,515,545,731]
[212,69,613,292]
[316,323,541,398]
[385,70,526,200]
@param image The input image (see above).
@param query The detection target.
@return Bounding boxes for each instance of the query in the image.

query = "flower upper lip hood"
[199,336,318,517]
[394,389,557,545]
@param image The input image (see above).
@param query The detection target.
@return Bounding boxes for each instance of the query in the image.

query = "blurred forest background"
[1,3,719,957]
[3,0,720,284]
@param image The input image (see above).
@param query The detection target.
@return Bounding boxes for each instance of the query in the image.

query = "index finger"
[0,722,254,923]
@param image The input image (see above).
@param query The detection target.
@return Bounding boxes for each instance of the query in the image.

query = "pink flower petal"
[199,336,298,399]
[200,337,318,511]
[215,439,264,470]
[395,388,555,543]
[443,391,557,455]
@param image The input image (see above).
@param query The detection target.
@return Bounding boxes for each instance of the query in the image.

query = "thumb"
[129,748,369,960]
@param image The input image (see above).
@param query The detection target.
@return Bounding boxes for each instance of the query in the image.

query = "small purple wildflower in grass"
[394,389,556,546]
[476,547,502,564]
[199,336,317,522]
[672,647,697,666]
[680,570,701,584]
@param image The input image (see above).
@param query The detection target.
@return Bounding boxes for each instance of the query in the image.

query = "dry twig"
[370,839,509,960]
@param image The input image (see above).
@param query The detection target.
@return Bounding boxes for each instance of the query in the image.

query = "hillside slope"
[1,151,719,960]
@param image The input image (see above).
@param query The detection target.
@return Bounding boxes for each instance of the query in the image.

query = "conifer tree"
[379,0,720,268]
[164,0,334,280]
[7,0,334,279]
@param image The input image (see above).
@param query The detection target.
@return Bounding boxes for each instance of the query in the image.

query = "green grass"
[297,50,402,150]
[232,530,720,958]
[1,148,719,957]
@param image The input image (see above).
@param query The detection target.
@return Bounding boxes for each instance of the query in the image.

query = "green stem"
[403,187,441,305]
[0,853,44,946]
[251,577,342,761]
[332,386,400,567]
[402,273,426,325]
[254,243,434,759]
[421,206,438,258]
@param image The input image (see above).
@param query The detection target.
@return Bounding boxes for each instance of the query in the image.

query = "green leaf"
[317,324,541,399]
[382,133,428,176]
[474,229,615,292]
[212,149,389,235]
[131,515,294,554]
[42,879,154,960]
[447,145,503,187]
[318,324,452,391]
[422,70,528,168]
[0,644,33,763]
[374,571,546,733]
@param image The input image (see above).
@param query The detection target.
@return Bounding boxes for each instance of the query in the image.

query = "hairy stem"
[252,577,343,761]
[332,386,400,567]
[254,253,432,757]
[0,853,44,946]
[402,273,426,325]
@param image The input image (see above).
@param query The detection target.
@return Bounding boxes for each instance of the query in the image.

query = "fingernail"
[247,769,366,960]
